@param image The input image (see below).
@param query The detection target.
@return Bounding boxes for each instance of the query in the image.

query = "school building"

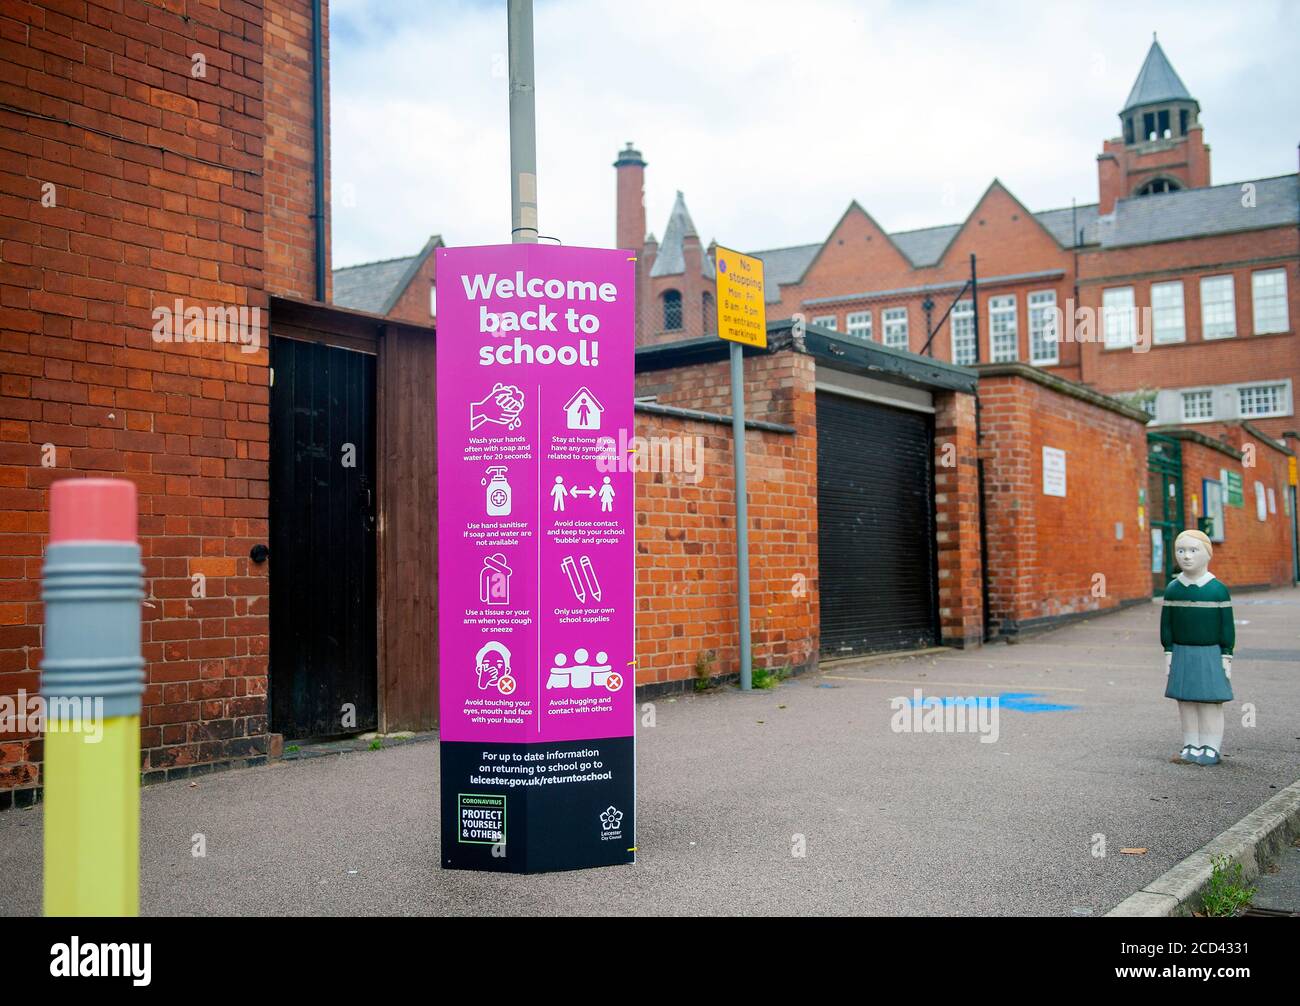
[0,12,1295,807]
[618,38,1299,676]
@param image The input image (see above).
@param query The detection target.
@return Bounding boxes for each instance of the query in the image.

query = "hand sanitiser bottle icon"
[483,466,512,517]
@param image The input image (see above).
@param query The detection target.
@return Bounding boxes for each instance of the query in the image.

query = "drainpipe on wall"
[970,252,990,640]
[311,0,327,301]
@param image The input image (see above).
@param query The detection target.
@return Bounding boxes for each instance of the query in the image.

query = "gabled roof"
[333,235,443,315]
[1122,39,1195,113]
[919,179,1074,265]
[1099,174,1299,248]
[649,192,715,279]
[747,182,1105,303]
[751,201,917,302]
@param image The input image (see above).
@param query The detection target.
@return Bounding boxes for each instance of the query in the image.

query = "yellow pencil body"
[43,714,140,917]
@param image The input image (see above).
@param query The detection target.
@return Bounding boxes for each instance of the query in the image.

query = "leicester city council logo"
[600,805,623,833]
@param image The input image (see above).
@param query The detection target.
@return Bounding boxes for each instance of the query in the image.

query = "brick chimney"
[614,142,646,338]
[614,142,646,252]
[1097,147,1123,215]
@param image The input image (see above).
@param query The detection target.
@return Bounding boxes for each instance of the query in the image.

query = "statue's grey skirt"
[1165,643,1232,702]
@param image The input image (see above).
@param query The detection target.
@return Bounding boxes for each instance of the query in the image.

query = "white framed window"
[811,314,837,331]
[989,295,1018,362]
[846,310,872,342]
[1237,382,1288,418]
[1199,275,1236,340]
[882,307,908,350]
[951,300,975,365]
[1180,389,1214,422]
[1102,286,1135,348]
[430,284,437,316]
[1251,269,1288,335]
[1150,281,1184,344]
[1028,290,1058,365]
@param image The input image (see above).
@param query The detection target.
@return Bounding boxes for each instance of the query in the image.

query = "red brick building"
[619,40,1299,445]
[617,37,1295,681]
[618,37,1298,633]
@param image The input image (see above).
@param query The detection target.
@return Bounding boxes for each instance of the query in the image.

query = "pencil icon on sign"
[580,555,601,602]
[561,556,585,602]
[561,554,602,604]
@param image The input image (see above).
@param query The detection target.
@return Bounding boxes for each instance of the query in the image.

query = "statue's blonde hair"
[1175,528,1213,557]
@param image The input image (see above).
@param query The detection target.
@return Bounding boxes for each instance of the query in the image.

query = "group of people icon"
[546,648,622,691]
[473,642,623,694]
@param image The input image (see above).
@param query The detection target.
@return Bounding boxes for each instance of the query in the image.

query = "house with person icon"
[564,387,605,430]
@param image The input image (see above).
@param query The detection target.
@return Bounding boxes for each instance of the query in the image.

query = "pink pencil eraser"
[49,478,137,544]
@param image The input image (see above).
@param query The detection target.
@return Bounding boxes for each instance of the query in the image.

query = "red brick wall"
[636,348,808,428]
[635,346,987,664]
[632,350,819,684]
[0,0,319,795]
[1177,431,1296,589]
[978,368,1151,636]
[934,389,983,645]
[263,0,328,301]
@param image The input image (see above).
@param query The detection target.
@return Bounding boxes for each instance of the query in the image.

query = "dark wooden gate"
[269,336,378,739]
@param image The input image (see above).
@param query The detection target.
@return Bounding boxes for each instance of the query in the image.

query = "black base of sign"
[440,737,635,873]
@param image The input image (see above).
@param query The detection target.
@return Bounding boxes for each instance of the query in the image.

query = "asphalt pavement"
[2,587,1298,916]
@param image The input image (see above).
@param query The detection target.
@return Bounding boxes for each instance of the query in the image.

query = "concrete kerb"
[1106,778,1300,917]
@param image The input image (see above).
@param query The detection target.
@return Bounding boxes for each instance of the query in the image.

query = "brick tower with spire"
[1097,35,1211,213]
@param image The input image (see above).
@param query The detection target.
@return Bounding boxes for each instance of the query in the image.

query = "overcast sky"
[329,0,1300,268]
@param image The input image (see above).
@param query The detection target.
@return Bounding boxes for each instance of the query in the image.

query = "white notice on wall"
[1043,446,1067,497]
[1255,481,1267,522]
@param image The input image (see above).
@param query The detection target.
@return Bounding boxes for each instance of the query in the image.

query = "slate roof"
[1034,203,1102,248]
[649,191,715,280]
[743,171,1297,304]
[333,235,442,315]
[889,223,960,269]
[1100,174,1299,248]
[749,243,820,302]
[1122,40,1195,113]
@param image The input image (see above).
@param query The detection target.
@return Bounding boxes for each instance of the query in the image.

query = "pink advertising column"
[436,244,636,872]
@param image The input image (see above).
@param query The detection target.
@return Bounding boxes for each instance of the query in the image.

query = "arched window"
[662,290,682,331]
[1135,177,1182,197]
[702,292,715,332]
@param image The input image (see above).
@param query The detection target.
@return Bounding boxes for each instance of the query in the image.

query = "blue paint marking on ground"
[906,692,1077,713]
[997,692,1077,712]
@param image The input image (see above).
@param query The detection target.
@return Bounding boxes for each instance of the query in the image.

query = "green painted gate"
[1147,433,1184,596]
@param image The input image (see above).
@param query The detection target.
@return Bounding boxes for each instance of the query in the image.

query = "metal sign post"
[714,247,767,691]
[507,0,538,244]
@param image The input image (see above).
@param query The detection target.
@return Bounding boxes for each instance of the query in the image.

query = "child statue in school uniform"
[1161,529,1234,766]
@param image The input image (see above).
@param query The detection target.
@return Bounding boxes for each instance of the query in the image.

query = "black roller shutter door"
[817,391,938,656]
